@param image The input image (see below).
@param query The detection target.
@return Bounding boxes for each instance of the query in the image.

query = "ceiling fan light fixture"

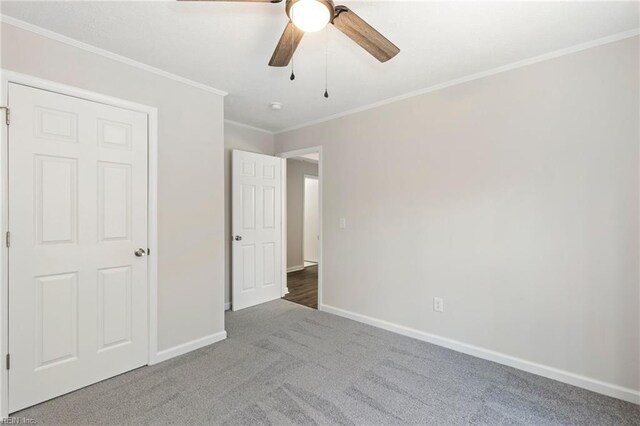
[287,0,334,33]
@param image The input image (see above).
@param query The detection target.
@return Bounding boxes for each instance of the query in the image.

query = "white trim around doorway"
[0,70,159,417]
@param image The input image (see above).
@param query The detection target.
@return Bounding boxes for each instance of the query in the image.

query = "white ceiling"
[2,1,638,132]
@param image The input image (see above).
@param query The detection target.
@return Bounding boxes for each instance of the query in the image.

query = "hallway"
[283,265,318,309]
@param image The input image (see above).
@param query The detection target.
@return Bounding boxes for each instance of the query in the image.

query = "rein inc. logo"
[1,417,36,425]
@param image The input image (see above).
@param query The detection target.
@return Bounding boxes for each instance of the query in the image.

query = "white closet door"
[232,150,282,311]
[8,83,149,412]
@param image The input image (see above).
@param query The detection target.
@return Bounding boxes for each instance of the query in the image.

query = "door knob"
[134,248,147,257]
[234,236,242,241]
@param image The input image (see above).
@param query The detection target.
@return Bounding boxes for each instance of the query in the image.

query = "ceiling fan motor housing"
[286,0,336,25]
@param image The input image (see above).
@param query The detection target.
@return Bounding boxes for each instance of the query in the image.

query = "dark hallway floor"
[283,265,318,309]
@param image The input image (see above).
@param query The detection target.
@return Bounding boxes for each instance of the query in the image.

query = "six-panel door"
[8,83,149,412]
[232,150,282,311]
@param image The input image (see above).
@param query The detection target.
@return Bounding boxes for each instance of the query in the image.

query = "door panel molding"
[0,70,159,417]
[232,150,283,311]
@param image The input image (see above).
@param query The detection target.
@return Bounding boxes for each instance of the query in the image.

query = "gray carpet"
[13,299,640,425]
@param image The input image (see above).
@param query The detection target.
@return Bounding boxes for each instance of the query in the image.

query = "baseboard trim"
[319,304,640,404]
[287,265,304,273]
[152,331,227,364]
[224,302,231,311]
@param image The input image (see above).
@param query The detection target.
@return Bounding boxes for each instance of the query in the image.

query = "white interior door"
[232,150,282,311]
[303,176,319,264]
[8,83,149,412]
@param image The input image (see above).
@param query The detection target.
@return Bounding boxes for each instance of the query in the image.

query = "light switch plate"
[339,218,347,229]
[434,297,444,312]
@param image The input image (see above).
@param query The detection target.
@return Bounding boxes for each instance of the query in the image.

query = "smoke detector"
[270,102,283,111]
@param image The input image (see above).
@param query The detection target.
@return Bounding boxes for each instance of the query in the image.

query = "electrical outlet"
[339,218,347,229]
[433,297,444,313]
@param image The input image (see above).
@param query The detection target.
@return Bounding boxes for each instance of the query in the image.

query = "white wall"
[275,36,640,397]
[224,122,274,306]
[1,22,226,352]
[286,159,318,269]
[304,176,319,263]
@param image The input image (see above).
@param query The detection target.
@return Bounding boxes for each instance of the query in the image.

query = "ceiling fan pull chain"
[290,18,296,80]
[324,25,329,98]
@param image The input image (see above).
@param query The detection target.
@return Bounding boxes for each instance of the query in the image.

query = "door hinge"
[5,231,9,248]
[5,354,9,370]
[0,107,9,125]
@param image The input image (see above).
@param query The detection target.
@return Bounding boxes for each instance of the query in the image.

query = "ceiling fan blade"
[332,6,399,63]
[268,21,304,67]
[178,0,282,3]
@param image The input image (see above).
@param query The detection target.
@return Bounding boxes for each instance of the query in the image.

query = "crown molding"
[0,14,228,97]
[275,28,640,135]
[224,119,274,135]
[3,13,636,133]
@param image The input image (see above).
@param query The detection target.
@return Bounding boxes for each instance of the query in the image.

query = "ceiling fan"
[181,0,400,67]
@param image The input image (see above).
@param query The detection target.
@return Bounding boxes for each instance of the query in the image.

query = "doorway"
[279,148,322,310]
[229,148,321,312]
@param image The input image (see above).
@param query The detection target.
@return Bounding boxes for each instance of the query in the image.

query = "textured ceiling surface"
[2,1,638,132]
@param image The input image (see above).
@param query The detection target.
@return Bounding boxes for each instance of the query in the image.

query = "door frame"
[0,70,159,417]
[277,147,323,306]
[302,174,319,266]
